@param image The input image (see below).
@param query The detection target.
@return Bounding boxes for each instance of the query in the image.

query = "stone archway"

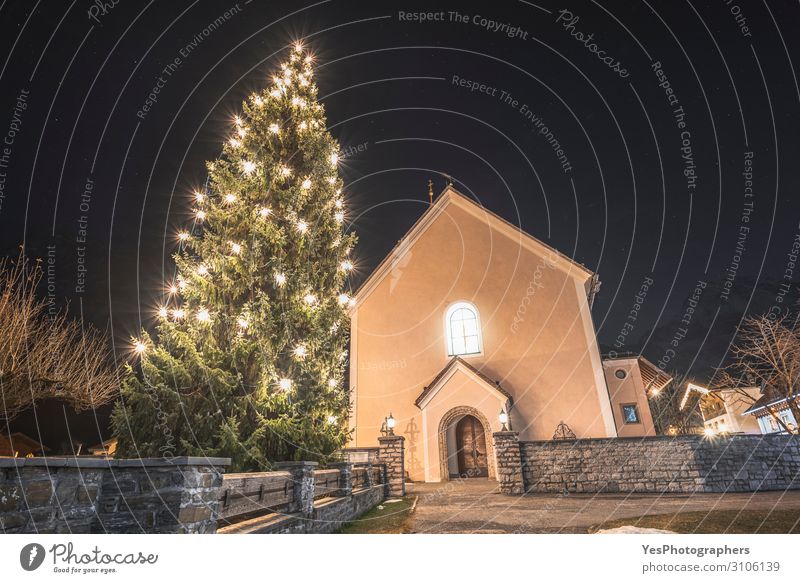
[438,406,496,481]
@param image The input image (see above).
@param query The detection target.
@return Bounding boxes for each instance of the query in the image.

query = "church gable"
[415,357,513,410]
[351,186,596,313]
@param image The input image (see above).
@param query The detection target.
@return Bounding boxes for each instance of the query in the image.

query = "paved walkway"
[406,479,800,533]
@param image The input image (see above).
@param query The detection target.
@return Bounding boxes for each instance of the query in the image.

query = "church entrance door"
[455,415,489,478]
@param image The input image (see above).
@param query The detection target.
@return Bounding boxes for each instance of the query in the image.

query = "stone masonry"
[328,461,353,497]
[377,435,405,497]
[505,434,800,494]
[0,459,105,533]
[493,431,525,494]
[275,461,317,516]
[0,457,230,533]
[2,438,403,534]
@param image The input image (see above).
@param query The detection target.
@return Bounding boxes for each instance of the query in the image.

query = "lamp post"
[381,412,396,436]
[499,408,510,432]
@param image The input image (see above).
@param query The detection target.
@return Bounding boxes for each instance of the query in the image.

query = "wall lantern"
[381,412,396,436]
[499,408,510,432]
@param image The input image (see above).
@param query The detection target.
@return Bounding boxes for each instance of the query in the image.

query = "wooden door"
[455,415,489,478]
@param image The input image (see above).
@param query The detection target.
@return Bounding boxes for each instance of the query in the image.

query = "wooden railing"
[341,447,380,464]
[350,464,382,491]
[313,469,341,499]
[217,470,294,525]
[351,466,368,490]
[369,465,382,486]
[217,462,385,529]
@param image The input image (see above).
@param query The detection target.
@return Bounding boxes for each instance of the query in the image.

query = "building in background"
[88,437,118,457]
[602,355,672,437]
[681,383,763,435]
[0,432,49,457]
[741,386,798,434]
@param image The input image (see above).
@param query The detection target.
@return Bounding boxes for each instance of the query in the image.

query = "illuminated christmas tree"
[112,43,356,469]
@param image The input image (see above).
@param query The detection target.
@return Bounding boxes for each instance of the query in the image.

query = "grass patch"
[591,508,800,534]
[335,497,416,534]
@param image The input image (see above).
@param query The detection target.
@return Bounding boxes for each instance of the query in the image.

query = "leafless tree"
[0,253,120,420]
[715,312,800,434]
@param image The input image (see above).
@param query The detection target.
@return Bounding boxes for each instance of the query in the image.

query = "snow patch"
[595,525,675,534]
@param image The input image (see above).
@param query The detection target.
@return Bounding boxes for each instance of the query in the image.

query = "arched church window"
[445,302,482,356]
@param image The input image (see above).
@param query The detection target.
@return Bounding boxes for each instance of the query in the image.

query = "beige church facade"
[348,186,656,482]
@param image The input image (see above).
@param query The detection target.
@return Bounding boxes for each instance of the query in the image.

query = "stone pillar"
[327,461,352,497]
[275,461,318,516]
[377,435,405,497]
[493,431,525,495]
[364,461,375,488]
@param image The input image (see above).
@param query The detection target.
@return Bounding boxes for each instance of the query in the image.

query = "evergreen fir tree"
[112,43,356,470]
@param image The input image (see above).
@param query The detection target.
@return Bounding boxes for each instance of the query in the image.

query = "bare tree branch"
[714,312,800,433]
[0,252,120,420]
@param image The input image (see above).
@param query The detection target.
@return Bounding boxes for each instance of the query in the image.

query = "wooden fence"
[340,447,380,464]
[217,462,385,528]
[217,470,295,525]
[313,469,341,499]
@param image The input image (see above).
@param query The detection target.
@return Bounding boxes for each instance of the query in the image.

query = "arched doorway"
[437,406,496,481]
[455,415,489,477]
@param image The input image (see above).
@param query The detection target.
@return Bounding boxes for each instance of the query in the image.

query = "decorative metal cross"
[552,421,576,440]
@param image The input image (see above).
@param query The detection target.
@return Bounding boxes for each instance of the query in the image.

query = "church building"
[347,185,656,482]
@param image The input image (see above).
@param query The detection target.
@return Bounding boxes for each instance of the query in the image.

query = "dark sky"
[1,1,799,445]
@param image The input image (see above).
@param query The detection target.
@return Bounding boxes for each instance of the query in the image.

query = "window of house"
[621,403,640,424]
[445,301,482,356]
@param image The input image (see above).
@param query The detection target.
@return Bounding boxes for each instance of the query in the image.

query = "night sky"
[1,0,799,448]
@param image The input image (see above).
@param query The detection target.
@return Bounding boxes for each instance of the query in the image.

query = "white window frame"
[444,301,483,357]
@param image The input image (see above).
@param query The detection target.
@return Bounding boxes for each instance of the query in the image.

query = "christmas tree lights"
[113,42,357,470]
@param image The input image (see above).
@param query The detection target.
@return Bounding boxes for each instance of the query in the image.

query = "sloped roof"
[0,432,49,456]
[352,185,596,310]
[603,354,673,392]
[637,357,673,392]
[88,437,118,456]
[414,356,513,408]
[743,386,796,415]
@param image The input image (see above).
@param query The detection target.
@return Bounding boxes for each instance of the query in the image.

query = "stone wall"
[1,437,404,534]
[219,482,385,534]
[0,457,229,533]
[514,434,800,494]
[493,431,525,495]
[377,435,405,497]
[0,459,105,533]
[93,458,227,533]
[312,482,384,533]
